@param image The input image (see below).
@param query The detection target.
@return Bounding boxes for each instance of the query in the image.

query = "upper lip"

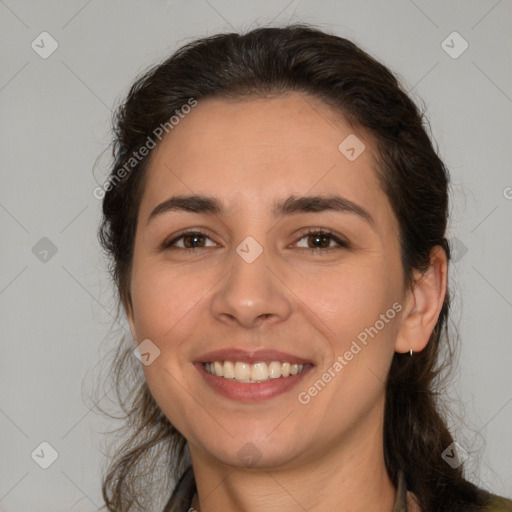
[193,348,314,365]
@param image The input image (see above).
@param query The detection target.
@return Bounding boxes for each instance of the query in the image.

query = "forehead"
[139,92,394,230]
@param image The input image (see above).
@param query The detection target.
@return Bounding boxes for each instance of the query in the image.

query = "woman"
[98,25,512,511]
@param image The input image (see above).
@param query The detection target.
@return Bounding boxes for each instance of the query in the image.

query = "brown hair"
[98,24,488,511]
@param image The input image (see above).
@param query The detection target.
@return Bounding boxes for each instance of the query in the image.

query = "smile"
[203,361,309,383]
[194,348,314,401]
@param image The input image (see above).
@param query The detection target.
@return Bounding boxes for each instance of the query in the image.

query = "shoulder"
[453,486,512,512]
[480,493,512,512]
[403,477,512,512]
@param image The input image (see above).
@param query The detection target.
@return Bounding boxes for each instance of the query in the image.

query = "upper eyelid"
[163,229,216,248]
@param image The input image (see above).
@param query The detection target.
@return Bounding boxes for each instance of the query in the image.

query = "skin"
[126,92,447,512]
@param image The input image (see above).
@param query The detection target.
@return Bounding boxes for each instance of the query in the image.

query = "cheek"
[292,259,402,413]
[130,259,207,342]
[129,260,211,433]
[289,262,401,444]
[292,259,400,343]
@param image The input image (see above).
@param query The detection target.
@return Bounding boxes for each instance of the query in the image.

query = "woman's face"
[127,92,408,469]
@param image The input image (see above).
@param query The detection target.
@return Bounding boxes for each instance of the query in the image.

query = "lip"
[193,348,315,402]
[195,361,314,401]
[193,348,314,365]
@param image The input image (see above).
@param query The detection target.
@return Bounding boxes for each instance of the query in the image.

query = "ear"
[394,245,448,354]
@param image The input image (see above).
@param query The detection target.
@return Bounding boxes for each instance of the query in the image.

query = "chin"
[190,425,308,470]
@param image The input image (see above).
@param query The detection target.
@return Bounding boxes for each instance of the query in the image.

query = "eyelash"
[162,228,350,253]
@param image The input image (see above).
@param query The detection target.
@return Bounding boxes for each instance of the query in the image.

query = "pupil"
[185,234,203,248]
[310,234,328,248]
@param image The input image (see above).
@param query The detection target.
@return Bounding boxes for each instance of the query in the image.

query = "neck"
[188,404,397,512]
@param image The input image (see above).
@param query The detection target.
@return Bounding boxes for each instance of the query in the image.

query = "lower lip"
[196,363,313,401]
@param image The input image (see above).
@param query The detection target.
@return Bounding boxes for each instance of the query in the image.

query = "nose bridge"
[210,233,292,328]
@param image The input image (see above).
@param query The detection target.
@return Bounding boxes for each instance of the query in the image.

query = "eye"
[162,228,349,253]
[162,230,217,250]
[294,228,349,252]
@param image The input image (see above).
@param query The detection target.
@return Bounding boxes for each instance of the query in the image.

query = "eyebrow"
[147,194,375,228]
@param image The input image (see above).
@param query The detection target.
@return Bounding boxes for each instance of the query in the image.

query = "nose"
[209,242,293,329]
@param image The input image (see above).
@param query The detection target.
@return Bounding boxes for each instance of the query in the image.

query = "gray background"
[1,0,511,510]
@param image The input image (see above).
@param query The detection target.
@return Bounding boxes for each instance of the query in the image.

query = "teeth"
[234,362,251,381]
[223,361,235,379]
[213,361,224,377]
[251,362,268,381]
[268,361,281,379]
[204,361,306,382]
